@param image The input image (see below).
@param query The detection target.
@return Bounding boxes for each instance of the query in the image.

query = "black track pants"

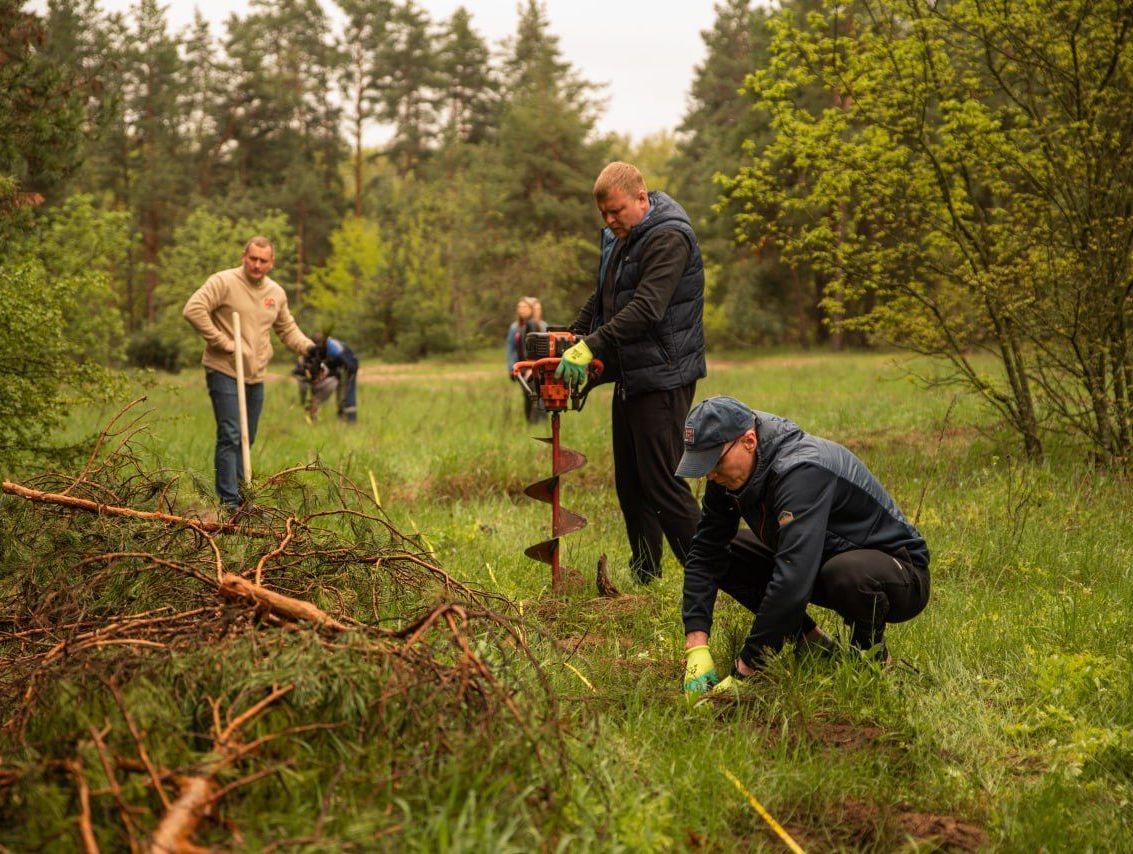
[611,382,702,582]
[718,529,930,648]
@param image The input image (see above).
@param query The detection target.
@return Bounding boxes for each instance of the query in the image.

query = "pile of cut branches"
[0,406,575,850]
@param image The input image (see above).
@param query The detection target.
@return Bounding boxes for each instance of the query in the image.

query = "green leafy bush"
[0,263,120,468]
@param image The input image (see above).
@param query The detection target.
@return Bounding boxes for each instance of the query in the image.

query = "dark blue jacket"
[323,337,357,373]
[682,409,929,661]
[585,191,706,396]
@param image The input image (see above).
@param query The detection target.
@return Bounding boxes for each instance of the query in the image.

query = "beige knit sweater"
[182,267,314,384]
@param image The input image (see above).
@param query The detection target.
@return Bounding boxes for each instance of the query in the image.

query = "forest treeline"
[3,0,1133,463]
[2,0,828,363]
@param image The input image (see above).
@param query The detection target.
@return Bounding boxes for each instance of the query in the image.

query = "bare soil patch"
[841,425,984,456]
[805,719,886,751]
[781,798,987,852]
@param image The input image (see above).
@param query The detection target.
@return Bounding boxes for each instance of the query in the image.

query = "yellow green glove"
[554,339,593,386]
[683,645,719,699]
[693,673,758,707]
[713,675,745,694]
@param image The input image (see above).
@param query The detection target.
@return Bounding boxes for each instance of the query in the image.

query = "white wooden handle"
[232,311,252,485]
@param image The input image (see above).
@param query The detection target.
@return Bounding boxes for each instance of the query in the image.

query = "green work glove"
[554,339,593,386]
[695,672,758,706]
[683,645,719,699]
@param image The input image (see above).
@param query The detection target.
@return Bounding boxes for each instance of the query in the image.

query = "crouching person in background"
[293,355,339,419]
[311,334,359,422]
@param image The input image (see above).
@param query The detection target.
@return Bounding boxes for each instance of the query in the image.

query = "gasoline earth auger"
[512,330,603,594]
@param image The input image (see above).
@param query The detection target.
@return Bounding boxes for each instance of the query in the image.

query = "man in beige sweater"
[183,236,315,508]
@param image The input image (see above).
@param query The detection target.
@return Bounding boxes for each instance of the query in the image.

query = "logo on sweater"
[777,510,795,526]
[264,296,276,309]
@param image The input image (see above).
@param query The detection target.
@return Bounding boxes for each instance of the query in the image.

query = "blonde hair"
[593,162,646,201]
[243,236,274,256]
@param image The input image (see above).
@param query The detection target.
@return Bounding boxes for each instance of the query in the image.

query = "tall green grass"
[11,351,1133,850]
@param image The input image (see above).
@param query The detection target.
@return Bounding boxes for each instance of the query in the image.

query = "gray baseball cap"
[675,396,757,478]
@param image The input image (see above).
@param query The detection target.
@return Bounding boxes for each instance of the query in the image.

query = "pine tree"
[0,0,86,211]
[40,0,127,199]
[221,0,346,298]
[670,0,828,347]
[179,12,229,199]
[436,7,497,147]
[493,0,602,240]
[375,1,441,176]
[337,0,394,216]
[124,0,188,327]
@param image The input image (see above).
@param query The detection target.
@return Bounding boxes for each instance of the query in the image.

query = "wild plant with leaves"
[732,0,1133,462]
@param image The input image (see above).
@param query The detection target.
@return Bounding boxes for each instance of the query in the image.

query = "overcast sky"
[82,0,725,141]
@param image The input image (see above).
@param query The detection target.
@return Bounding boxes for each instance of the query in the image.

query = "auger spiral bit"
[511,332,603,593]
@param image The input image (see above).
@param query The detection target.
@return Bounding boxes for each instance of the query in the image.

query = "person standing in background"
[530,297,548,332]
[506,297,544,424]
[183,236,315,509]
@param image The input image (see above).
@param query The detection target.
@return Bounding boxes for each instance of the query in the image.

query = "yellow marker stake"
[563,662,595,692]
[368,469,382,508]
[721,767,806,854]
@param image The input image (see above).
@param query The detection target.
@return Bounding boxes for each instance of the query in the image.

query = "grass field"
[4,350,1132,850]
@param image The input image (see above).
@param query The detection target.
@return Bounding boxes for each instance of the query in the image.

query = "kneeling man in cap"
[677,396,930,699]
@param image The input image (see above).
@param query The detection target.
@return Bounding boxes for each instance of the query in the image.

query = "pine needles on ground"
[0,411,575,850]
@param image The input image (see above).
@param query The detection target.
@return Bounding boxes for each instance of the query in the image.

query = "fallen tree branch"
[150,684,295,853]
[2,482,269,537]
[66,758,101,854]
[149,776,213,854]
[218,573,348,633]
[62,396,150,499]
[1,436,573,851]
[89,724,142,854]
[253,517,295,585]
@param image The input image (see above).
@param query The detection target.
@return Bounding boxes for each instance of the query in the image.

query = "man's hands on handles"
[554,339,594,386]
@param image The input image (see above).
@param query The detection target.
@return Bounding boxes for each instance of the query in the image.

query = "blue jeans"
[206,370,264,506]
[337,368,357,420]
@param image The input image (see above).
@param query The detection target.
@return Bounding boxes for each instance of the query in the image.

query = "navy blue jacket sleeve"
[681,481,741,636]
[583,231,689,357]
[740,464,836,664]
[570,292,598,337]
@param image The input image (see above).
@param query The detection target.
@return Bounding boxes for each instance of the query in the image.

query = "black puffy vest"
[589,191,707,397]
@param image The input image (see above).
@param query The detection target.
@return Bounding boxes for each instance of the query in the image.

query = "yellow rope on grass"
[720,766,806,854]
[562,662,595,692]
